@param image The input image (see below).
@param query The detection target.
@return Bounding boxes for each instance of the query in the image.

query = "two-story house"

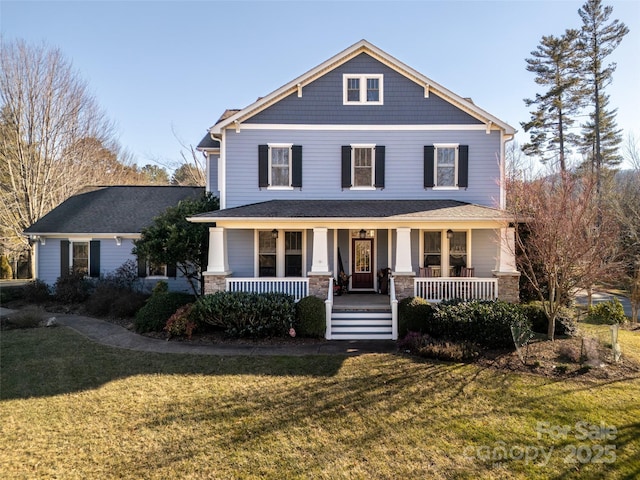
[191,40,519,339]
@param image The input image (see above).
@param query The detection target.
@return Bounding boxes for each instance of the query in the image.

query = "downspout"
[501,132,514,210]
[211,131,225,210]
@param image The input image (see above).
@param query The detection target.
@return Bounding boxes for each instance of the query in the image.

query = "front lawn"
[1,326,639,479]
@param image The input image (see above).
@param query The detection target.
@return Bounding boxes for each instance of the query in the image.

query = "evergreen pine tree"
[521,30,582,172]
[577,0,629,189]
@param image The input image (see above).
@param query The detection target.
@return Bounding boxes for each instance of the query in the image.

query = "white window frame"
[350,144,376,190]
[433,143,459,190]
[419,229,472,275]
[255,229,306,277]
[267,143,293,190]
[343,74,384,105]
[147,260,168,278]
[70,239,90,275]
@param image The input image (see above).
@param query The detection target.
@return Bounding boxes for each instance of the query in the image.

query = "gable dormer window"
[343,74,383,105]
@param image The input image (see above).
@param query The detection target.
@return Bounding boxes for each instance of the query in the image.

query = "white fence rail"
[226,278,309,302]
[414,278,498,303]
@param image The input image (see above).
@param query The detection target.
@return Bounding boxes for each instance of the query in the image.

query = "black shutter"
[458,145,469,188]
[424,146,435,188]
[341,146,352,188]
[167,263,177,278]
[137,256,147,278]
[374,145,385,188]
[89,240,100,278]
[292,145,302,188]
[60,240,70,277]
[258,144,269,188]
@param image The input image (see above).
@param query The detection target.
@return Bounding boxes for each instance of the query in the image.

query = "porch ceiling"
[189,199,513,225]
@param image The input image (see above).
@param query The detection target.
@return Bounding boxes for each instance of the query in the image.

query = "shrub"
[54,271,91,304]
[22,280,51,304]
[192,291,296,338]
[152,281,169,295]
[1,306,45,329]
[0,255,12,279]
[134,292,195,333]
[295,295,326,337]
[426,300,532,349]
[521,302,577,337]
[110,291,148,319]
[164,304,197,339]
[398,296,433,337]
[585,298,627,325]
[398,332,481,362]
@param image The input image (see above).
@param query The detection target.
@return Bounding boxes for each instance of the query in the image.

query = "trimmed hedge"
[398,296,432,337]
[192,291,296,338]
[399,298,533,349]
[134,292,195,333]
[295,295,326,337]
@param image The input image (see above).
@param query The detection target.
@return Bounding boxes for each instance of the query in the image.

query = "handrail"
[325,277,334,340]
[389,275,398,340]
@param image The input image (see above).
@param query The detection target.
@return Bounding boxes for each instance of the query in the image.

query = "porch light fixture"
[114,236,122,246]
[446,229,454,240]
[271,229,278,239]
[359,229,366,239]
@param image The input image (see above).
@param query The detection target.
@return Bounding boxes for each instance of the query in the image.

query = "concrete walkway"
[0,307,397,357]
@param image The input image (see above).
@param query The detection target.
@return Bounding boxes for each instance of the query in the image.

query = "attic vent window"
[343,74,383,105]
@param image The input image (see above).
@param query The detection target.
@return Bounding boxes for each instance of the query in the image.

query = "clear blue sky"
[2,0,639,170]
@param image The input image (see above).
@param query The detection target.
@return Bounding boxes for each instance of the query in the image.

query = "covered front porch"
[189,200,520,340]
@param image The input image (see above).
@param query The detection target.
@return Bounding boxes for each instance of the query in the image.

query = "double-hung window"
[258,231,277,277]
[72,241,89,275]
[424,144,468,189]
[353,146,374,188]
[258,144,302,189]
[343,74,383,105]
[269,145,291,188]
[435,144,457,188]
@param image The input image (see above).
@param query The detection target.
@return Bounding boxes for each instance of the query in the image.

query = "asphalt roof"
[196,133,220,149]
[191,199,511,221]
[25,186,205,234]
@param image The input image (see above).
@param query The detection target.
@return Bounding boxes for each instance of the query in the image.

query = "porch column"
[311,227,330,274]
[394,227,413,273]
[206,226,230,274]
[493,227,520,303]
[495,227,518,273]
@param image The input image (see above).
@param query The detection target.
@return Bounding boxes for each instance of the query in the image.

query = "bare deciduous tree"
[509,173,622,339]
[0,39,134,273]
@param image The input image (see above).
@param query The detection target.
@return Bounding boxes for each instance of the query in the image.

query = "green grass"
[1,327,639,479]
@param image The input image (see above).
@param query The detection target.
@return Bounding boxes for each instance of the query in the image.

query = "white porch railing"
[414,277,498,303]
[226,278,309,302]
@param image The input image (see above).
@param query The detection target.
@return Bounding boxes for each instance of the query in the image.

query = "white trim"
[350,144,376,189]
[219,130,227,209]
[267,143,293,188]
[232,123,493,132]
[433,144,459,188]
[343,74,384,105]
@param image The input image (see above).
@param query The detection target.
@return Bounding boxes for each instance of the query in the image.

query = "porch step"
[330,311,393,340]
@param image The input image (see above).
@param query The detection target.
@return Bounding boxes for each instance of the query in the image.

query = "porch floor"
[332,293,391,310]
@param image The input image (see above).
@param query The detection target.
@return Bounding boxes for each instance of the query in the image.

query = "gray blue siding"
[207,153,220,197]
[224,129,501,208]
[36,236,194,293]
[250,53,481,125]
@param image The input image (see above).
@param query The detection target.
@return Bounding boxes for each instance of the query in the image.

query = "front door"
[352,238,374,289]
